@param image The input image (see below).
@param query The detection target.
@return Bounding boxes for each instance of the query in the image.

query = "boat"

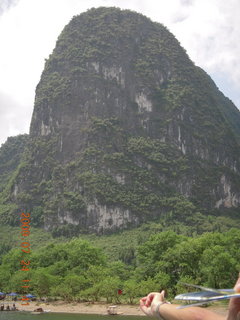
[106,305,123,315]
[31,308,51,314]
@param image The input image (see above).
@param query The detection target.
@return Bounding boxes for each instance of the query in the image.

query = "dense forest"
[0,223,239,303]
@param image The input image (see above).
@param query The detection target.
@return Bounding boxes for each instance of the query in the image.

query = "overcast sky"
[0,0,239,146]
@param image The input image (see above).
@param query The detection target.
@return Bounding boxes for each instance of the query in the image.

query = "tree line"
[0,229,239,304]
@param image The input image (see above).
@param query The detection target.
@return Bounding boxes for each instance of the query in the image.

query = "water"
[0,312,141,320]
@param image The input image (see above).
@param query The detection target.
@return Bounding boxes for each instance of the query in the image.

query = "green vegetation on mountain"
[0,135,28,192]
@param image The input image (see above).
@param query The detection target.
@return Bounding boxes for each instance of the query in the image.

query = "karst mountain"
[1,7,240,234]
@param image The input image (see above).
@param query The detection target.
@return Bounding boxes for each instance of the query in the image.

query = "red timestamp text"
[20,212,31,305]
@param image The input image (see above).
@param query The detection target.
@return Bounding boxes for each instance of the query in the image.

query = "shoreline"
[15,301,228,316]
[18,301,145,316]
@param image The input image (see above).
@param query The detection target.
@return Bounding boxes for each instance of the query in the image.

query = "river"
[0,312,141,320]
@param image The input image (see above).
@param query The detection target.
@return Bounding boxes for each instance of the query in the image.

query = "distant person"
[0,304,4,311]
[6,305,10,311]
[11,303,17,311]
[140,274,240,320]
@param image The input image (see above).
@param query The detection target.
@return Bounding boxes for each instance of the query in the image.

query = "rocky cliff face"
[2,7,240,233]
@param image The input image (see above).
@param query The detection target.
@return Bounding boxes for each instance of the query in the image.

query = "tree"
[46,261,70,277]
[2,248,29,273]
[138,278,159,297]
[51,284,73,302]
[32,270,54,298]
[0,266,15,292]
[123,279,139,304]
[136,231,186,278]
[84,265,108,285]
[118,246,136,265]
[154,271,171,291]
[79,284,102,302]
[108,261,132,281]
[199,245,238,288]
[64,274,89,296]
[67,239,106,269]
[99,276,121,303]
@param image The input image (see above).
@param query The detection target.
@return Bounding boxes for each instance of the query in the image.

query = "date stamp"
[20,212,31,306]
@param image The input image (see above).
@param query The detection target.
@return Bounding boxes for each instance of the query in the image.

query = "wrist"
[153,301,171,320]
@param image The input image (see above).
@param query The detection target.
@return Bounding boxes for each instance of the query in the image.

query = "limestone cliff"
[1,7,240,233]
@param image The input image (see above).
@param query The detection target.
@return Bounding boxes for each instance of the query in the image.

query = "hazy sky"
[0,0,239,146]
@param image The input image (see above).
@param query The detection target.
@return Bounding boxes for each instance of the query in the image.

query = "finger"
[140,297,147,303]
[234,275,240,292]
[140,304,150,316]
[145,293,155,306]
[140,298,147,306]
[235,285,240,293]
[145,298,152,307]
[147,292,161,300]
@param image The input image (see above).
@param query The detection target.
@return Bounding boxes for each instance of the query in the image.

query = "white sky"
[0,0,240,146]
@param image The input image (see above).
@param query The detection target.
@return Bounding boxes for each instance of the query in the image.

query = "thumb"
[153,290,165,304]
[235,285,240,293]
[234,273,240,293]
[160,290,165,299]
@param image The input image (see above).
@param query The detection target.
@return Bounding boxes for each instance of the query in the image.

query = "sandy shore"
[18,301,144,315]
[15,300,228,316]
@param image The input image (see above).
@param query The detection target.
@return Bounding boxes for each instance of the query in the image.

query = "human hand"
[140,291,166,317]
[227,274,240,320]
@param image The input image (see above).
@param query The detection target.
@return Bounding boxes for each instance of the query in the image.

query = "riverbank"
[19,301,143,315]
[17,301,228,316]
